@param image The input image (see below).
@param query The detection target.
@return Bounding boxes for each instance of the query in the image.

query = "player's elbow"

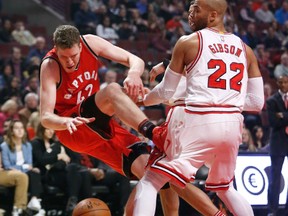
[40,113,51,128]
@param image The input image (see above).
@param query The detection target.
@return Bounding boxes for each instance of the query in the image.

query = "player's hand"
[149,62,165,82]
[64,117,95,134]
[123,73,144,102]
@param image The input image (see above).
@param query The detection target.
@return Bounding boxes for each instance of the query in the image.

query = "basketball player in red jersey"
[39,25,223,216]
[133,0,264,216]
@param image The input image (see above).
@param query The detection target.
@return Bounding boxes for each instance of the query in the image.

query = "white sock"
[216,182,254,216]
[133,170,169,216]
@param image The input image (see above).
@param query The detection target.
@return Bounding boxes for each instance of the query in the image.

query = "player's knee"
[105,82,122,94]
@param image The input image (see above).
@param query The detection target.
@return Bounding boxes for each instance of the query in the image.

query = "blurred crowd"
[0,0,288,215]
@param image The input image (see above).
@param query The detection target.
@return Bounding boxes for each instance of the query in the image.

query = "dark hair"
[53,25,80,49]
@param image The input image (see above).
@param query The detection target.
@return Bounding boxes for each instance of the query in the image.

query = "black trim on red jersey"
[40,56,62,89]
[80,35,98,58]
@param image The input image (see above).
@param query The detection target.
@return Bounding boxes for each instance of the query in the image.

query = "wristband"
[163,58,170,69]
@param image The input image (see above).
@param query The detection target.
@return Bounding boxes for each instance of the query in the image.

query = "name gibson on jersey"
[208,43,242,57]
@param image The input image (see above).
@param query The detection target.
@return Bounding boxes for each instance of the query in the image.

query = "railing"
[38,0,72,21]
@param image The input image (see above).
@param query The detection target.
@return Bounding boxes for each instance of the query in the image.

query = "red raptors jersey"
[43,36,101,115]
[42,36,140,175]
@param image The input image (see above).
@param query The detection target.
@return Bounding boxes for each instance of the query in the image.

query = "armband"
[243,77,264,112]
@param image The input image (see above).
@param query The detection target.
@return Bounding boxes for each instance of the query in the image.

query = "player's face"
[56,43,82,73]
[188,0,209,31]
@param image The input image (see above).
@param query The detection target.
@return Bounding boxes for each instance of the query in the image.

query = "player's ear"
[209,11,217,23]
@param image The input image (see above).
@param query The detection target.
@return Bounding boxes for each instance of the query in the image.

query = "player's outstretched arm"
[83,34,145,102]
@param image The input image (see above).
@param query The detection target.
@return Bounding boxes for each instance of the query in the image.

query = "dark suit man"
[267,75,288,216]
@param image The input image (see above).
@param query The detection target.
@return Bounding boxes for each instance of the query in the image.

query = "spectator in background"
[254,44,274,75]
[100,70,117,90]
[274,52,288,79]
[18,92,39,128]
[251,125,267,150]
[117,19,136,40]
[73,0,98,34]
[5,46,27,83]
[20,75,39,105]
[1,120,44,215]
[266,75,288,216]
[130,8,148,32]
[26,36,47,64]
[11,21,36,46]
[0,18,14,43]
[31,124,92,215]
[268,0,279,14]
[255,2,276,24]
[240,22,260,49]
[136,0,148,16]
[26,111,40,141]
[239,127,255,152]
[0,76,22,105]
[106,0,120,19]
[111,4,129,30]
[0,63,13,90]
[0,99,19,137]
[274,0,288,26]
[87,0,105,13]
[263,26,282,51]
[96,16,119,45]
[239,1,256,23]
[180,11,193,34]
[0,147,29,215]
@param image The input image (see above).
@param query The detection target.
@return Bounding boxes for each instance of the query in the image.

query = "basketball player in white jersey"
[133,0,264,216]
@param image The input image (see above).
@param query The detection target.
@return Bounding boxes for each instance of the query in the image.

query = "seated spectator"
[0,76,22,105]
[74,0,98,34]
[274,0,288,26]
[87,0,105,14]
[0,146,29,215]
[240,22,261,50]
[0,99,19,137]
[66,149,131,216]
[251,125,267,150]
[255,2,275,24]
[0,18,14,43]
[117,19,136,40]
[18,92,39,128]
[1,120,44,215]
[111,4,129,30]
[274,52,288,79]
[20,75,39,105]
[0,63,13,90]
[239,127,256,152]
[11,21,36,46]
[26,36,47,64]
[26,111,40,141]
[239,1,256,23]
[130,8,148,32]
[96,16,119,45]
[263,27,281,51]
[31,124,92,216]
[100,70,117,90]
[5,46,27,83]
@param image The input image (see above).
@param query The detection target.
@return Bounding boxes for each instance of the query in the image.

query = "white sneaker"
[27,197,41,211]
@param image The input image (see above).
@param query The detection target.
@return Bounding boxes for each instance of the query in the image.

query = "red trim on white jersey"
[186,31,203,73]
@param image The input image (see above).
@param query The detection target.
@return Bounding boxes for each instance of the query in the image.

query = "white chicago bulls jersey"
[185,28,248,113]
